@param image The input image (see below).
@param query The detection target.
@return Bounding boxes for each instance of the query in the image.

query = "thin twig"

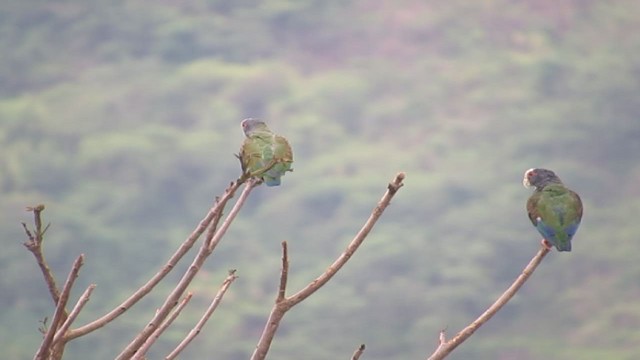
[426,246,551,360]
[351,344,366,360]
[51,284,96,347]
[34,255,84,360]
[250,173,406,360]
[166,270,239,360]
[66,179,245,341]
[136,293,194,359]
[119,180,257,360]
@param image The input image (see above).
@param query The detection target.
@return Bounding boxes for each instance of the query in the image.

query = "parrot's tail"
[556,240,572,252]
[263,176,281,187]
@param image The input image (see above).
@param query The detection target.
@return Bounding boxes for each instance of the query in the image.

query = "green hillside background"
[2,1,639,359]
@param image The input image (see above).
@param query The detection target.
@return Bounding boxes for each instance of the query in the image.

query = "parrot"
[523,168,583,252]
[239,118,293,186]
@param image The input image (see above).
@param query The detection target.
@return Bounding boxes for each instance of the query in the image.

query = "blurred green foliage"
[1,0,639,359]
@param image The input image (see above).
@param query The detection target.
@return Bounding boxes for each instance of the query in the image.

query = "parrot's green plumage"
[239,118,293,186]
[523,168,583,252]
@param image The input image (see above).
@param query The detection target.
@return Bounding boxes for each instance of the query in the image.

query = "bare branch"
[287,172,405,306]
[249,306,287,360]
[207,178,260,252]
[166,270,239,360]
[250,173,406,360]
[52,284,96,347]
[66,178,246,341]
[351,344,366,360]
[135,293,194,359]
[249,242,292,360]
[426,246,551,360]
[22,205,62,307]
[277,241,289,302]
[34,254,84,360]
[119,180,257,360]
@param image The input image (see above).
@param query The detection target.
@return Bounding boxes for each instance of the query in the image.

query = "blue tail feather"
[536,219,572,252]
[263,176,281,186]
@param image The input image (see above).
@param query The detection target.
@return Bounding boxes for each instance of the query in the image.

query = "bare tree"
[22,172,406,359]
[23,169,551,360]
[24,174,256,360]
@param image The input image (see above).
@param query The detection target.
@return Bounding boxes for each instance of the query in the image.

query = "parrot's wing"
[273,135,293,163]
[240,137,266,174]
[260,134,293,186]
[527,185,582,251]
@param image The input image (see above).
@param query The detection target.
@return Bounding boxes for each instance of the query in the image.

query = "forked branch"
[166,270,239,360]
[22,205,60,307]
[34,255,84,360]
[134,293,194,359]
[51,284,96,348]
[120,179,258,360]
[66,177,247,341]
[250,172,406,360]
[426,246,551,360]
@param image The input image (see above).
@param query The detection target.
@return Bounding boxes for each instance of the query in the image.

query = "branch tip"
[277,241,289,302]
[426,247,550,360]
[388,172,406,192]
[438,329,446,344]
[351,343,366,360]
[26,204,46,212]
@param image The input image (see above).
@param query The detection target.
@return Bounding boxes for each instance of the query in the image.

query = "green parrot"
[239,118,293,186]
[523,168,583,252]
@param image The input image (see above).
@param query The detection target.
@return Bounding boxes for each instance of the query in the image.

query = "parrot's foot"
[541,239,553,250]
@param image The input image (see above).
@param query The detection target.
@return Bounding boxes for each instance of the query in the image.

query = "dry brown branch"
[34,255,84,360]
[166,270,239,360]
[207,179,260,252]
[250,172,406,360]
[22,205,60,307]
[351,344,366,360]
[119,179,257,360]
[66,178,246,341]
[51,284,96,348]
[426,246,551,360]
[130,176,254,359]
[135,293,194,359]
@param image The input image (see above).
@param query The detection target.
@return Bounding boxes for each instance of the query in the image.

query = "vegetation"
[2,0,639,359]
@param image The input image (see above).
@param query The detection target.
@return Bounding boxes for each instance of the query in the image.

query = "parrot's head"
[241,118,268,137]
[523,168,561,190]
